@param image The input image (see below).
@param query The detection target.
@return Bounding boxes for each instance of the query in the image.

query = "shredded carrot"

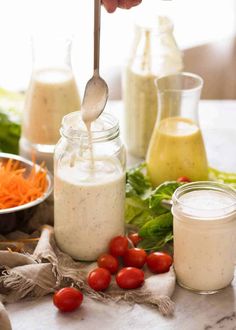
[0,159,48,209]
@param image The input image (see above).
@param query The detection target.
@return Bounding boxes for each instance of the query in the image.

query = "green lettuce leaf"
[0,88,23,154]
[209,167,236,188]
[126,163,151,197]
[138,232,173,252]
[125,196,148,223]
[0,113,21,154]
[125,163,180,251]
[139,213,173,238]
[125,164,236,252]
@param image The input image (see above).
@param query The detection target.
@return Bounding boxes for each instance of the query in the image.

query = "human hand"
[102,0,142,13]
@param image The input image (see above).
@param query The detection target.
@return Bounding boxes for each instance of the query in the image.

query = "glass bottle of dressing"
[172,181,236,294]
[123,16,183,159]
[54,112,126,261]
[146,72,209,187]
[20,37,81,172]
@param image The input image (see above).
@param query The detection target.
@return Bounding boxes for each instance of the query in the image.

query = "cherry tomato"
[128,233,142,247]
[177,176,191,183]
[116,267,144,289]
[53,287,83,312]
[123,248,147,268]
[87,267,111,291]
[146,252,173,274]
[109,236,129,257]
[97,254,119,274]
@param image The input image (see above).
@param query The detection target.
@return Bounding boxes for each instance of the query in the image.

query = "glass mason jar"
[123,16,183,159]
[146,72,209,187]
[20,37,81,172]
[172,181,236,294]
[54,112,126,261]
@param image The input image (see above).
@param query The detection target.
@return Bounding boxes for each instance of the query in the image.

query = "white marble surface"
[6,278,236,330]
[5,100,236,330]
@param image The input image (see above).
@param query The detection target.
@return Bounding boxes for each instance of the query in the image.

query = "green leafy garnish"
[139,213,173,238]
[0,113,21,154]
[125,164,236,252]
[126,163,151,197]
[209,167,236,188]
[149,181,181,213]
[125,163,182,251]
[138,233,173,253]
[0,88,23,154]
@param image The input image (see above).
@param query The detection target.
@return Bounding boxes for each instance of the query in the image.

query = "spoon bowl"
[82,0,109,123]
[82,72,108,123]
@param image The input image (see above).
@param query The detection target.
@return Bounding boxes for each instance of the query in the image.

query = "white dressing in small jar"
[172,182,236,294]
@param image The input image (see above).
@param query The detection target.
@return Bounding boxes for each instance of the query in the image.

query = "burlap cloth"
[0,201,176,330]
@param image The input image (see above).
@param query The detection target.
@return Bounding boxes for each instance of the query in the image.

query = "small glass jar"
[123,16,183,158]
[54,112,126,261]
[20,36,81,172]
[172,181,236,294]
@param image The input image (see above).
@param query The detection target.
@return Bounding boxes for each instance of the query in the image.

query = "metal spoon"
[82,0,109,124]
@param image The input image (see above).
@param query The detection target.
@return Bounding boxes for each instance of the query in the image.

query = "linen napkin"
[0,203,176,330]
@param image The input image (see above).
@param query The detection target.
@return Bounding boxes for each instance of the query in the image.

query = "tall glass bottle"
[20,37,81,172]
[123,16,183,159]
[146,72,209,187]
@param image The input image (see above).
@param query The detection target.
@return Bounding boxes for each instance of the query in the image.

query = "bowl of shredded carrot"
[0,152,53,233]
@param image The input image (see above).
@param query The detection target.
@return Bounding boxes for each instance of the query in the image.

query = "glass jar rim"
[156,72,204,94]
[172,181,236,220]
[60,111,120,142]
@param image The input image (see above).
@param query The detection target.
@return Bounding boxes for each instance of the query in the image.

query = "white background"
[0,0,235,94]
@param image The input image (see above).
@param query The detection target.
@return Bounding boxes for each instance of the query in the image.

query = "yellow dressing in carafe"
[146,117,208,186]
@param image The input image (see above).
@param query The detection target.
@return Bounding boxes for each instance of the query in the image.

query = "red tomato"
[123,248,147,268]
[97,254,119,274]
[177,176,191,183]
[53,287,83,312]
[146,252,173,274]
[87,267,111,291]
[128,233,142,247]
[109,236,129,257]
[116,267,144,289]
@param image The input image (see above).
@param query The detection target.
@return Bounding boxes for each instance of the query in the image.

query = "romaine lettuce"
[0,88,23,154]
[125,163,182,251]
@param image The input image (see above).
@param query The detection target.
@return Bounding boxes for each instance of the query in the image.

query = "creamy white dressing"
[179,190,235,218]
[173,189,236,292]
[20,67,80,172]
[54,157,125,261]
[54,103,125,261]
[81,73,108,169]
[22,67,81,145]
[123,17,183,158]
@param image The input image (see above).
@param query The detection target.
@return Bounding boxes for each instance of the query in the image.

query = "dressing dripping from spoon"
[81,0,109,169]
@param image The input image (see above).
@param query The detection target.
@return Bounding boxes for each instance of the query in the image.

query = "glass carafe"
[20,37,81,172]
[123,16,183,159]
[146,72,209,186]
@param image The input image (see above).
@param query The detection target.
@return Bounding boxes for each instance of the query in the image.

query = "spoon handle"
[94,0,101,75]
